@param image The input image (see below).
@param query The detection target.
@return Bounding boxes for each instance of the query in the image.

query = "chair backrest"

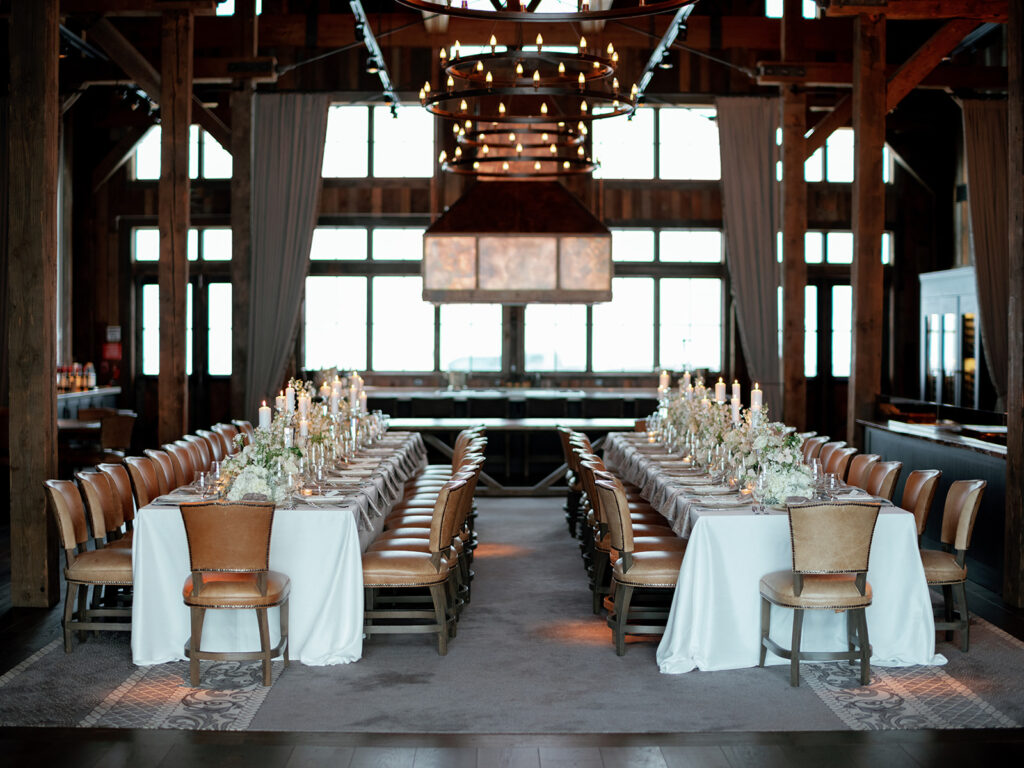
[99,413,136,453]
[866,460,903,500]
[180,501,275,572]
[802,435,829,462]
[76,470,125,546]
[125,455,161,508]
[846,453,880,489]
[940,479,987,552]
[44,479,89,555]
[196,429,226,463]
[427,479,470,555]
[787,501,881,574]
[142,449,175,495]
[634,418,648,433]
[594,476,633,555]
[184,434,213,472]
[98,462,136,527]
[826,446,859,481]
[817,441,847,470]
[177,439,206,476]
[900,469,942,537]
[163,442,195,485]
[213,423,240,454]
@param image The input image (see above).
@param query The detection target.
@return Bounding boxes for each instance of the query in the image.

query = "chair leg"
[592,555,608,614]
[614,584,635,657]
[280,599,290,667]
[942,585,954,641]
[77,585,89,642]
[846,610,856,664]
[857,608,871,685]
[954,581,970,652]
[62,583,78,653]
[189,606,206,687]
[790,609,804,687]
[429,584,448,656]
[257,607,271,686]
[758,597,770,668]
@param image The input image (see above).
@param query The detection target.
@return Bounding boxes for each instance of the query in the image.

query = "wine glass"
[810,458,824,497]
[753,470,768,514]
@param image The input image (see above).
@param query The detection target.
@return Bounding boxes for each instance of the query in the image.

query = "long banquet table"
[603,432,945,675]
[130,431,427,666]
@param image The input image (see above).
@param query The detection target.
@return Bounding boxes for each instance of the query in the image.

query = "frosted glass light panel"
[440,304,502,372]
[134,127,161,180]
[592,277,654,372]
[202,131,233,179]
[831,285,853,377]
[310,227,368,261]
[322,106,369,177]
[304,276,368,371]
[611,229,655,262]
[207,283,232,375]
[202,228,232,261]
[659,278,722,371]
[592,107,654,180]
[133,228,159,262]
[479,237,557,290]
[524,304,586,372]
[424,237,477,291]
[372,276,435,371]
[372,228,426,261]
[660,230,723,263]
[659,108,720,180]
[372,106,433,178]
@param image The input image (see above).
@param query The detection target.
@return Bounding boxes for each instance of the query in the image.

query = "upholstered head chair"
[759,500,882,686]
[179,501,290,686]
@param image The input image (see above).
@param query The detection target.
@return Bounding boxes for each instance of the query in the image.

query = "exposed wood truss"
[823,0,1008,21]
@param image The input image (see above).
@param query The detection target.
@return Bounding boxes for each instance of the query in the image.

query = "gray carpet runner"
[1,498,1022,732]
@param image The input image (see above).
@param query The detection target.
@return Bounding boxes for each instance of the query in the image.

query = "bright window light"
[372,105,433,178]
[660,230,723,263]
[524,304,587,372]
[322,106,369,178]
[134,127,161,180]
[660,278,722,371]
[372,228,425,261]
[310,227,368,261]
[372,276,435,370]
[831,285,853,377]
[592,278,654,372]
[592,107,654,180]
[611,229,655,262]
[304,276,368,370]
[207,283,232,375]
[440,304,502,372]
[659,107,720,180]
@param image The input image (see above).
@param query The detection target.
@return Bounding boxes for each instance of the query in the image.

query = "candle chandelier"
[395,0,698,23]
[421,36,637,177]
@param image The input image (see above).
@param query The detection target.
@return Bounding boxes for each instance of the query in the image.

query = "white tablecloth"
[603,433,945,675]
[130,432,426,666]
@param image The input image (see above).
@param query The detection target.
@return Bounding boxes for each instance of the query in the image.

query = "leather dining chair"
[825,446,858,482]
[213,423,241,455]
[184,434,213,474]
[77,471,131,552]
[759,500,882,686]
[817,441,847,473]
[865,461,903,501]
[145,448,181,492]
[125,455,163,508]
[846,454,880,490]
[801,436,829,463]
[196,429,226,463]
[98,462,137,533]
[44,479,133,653]
[900,470,942,541]
[179,501,290,687]
[163,443,196,486]
[921,479,986,652]
[177,439,207,477]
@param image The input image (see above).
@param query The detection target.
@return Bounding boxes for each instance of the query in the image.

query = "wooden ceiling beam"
[61,0,218,14]
[91,122,152,191]
[86,17,232,148]
[822,0,1008,21]
[758,60,1006,89]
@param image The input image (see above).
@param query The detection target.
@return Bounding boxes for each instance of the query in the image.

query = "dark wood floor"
[3,518,1024,767]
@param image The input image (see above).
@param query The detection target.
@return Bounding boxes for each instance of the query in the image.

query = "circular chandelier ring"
[445,51,615,84]
[442,155,599,178]
[422,87,635,124]
[395,0,697,24]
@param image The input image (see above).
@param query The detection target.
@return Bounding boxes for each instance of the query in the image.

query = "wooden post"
[230,0,257,420]
[780,0,807,430]
[781,87,807,430]
[1004,0,1024,607]
[158,11,193,444]
[7,0,60,607]
[846,14,886,447]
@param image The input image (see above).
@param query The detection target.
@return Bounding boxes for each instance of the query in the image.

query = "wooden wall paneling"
[1004,0,1024,607]
[7,0,60,607]
[157,10,192,443]
[847,14,886,447]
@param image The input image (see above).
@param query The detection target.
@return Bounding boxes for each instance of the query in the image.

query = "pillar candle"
[298,394,310,418]
[299,419,309,438]
[332,376,343,397]
[285,386,295,413]
[359,390,368,413]
[319,382,331,401]
[330,392,340,415]
[283,427,293,448]
[685,384,694,401]
[349,384,358,411]
[682,371,691,390]
[275,391,286,412]
[751,383,762,411]
[658,370,670,390]
[258,401,272,430]
[731,397,740,425]
[732,379,741,401]
[715,378,726,404]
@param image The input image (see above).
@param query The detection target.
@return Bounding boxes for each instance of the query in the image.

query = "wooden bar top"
[859,419,1007,458]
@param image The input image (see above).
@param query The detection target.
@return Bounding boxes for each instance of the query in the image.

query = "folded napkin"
[685,485,736,496]
[698,495,753,508]
[671,475,714,485]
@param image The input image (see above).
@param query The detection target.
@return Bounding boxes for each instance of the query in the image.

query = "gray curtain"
[962,99,1009,408]
[244,93,329,420]
[716,96,782,414]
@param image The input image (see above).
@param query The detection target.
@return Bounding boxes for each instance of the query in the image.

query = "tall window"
[322,105,433,179]
[304,276,368,371]
[659,107,720,180]
[133,126,232,181]
[592,278,655,372]
[592,107,654,180]
[524,305,587,372]
[660,278,722,372]
[372,277,435,371]
[439,305,502,372]
[803,128,893,184]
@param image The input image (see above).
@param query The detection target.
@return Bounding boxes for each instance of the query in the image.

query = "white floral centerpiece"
[220,412,303,503]
[750,423,814,505]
